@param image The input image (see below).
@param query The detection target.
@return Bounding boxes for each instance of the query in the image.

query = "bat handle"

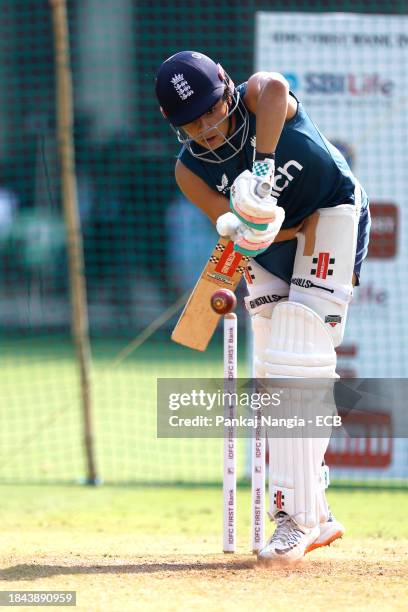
[256,181,272,198]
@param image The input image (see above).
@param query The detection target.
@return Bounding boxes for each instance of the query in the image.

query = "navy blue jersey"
[178,82,358,229]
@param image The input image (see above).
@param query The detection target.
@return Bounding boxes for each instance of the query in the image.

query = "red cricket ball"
[210,289,237,315]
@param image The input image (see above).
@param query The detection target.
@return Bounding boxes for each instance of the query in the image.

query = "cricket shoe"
[258,512,320,564]
[305,511,345,554]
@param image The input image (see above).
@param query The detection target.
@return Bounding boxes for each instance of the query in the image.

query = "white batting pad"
[247,270,289,377]
[263,301,337,528]
[252,314,272,378]
[267,381,335,527]
[290,204,359,346]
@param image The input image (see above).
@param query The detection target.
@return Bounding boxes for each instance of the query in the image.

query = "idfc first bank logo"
[283,72,395,96]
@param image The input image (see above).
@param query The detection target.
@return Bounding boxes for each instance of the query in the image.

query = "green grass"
[2,485,408,539]
[1,335,407,490]
[0,335,249,485]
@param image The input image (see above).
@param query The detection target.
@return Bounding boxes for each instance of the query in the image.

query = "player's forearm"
[206,196,229,225]
[187,191,229,226]
[255,79,289,155]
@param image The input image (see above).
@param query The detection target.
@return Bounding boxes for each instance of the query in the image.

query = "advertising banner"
[255,13,408,478]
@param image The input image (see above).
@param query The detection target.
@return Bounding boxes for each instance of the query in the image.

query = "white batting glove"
[216,209,285,256]
[230,167,277,229]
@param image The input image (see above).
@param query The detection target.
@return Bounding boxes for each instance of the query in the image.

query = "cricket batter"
[155,51,370,563]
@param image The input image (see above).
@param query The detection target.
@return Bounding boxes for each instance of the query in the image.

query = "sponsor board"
[367,203,398,259]
[255,12,408,479]
[284,72,395,97]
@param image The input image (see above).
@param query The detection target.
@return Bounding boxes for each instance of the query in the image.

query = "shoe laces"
[268,512,305,548]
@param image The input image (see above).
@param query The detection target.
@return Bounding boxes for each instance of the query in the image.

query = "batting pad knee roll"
[263,301,338,378]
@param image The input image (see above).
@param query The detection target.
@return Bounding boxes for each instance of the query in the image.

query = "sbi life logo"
[283,72,395,96]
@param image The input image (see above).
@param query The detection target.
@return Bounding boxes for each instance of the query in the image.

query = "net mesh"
[1,0,407,485]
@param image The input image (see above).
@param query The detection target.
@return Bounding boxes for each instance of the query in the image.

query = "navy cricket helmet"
[155,51,249,164]
[155,51,226,127]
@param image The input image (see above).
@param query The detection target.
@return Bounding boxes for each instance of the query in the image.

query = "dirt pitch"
[1,537,407,612]
[1,486,407,611]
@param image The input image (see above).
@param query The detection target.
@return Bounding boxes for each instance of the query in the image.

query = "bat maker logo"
[214,240,243,277]
[311,252,335,279]
[249,295,285,309]
[291,277,334,294]
[206,272,233,285]
[325,314,342,327]
[219,252,237,275]
[274,490,285,510]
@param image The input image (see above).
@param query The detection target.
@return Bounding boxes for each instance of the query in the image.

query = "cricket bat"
[171,237,250,351]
